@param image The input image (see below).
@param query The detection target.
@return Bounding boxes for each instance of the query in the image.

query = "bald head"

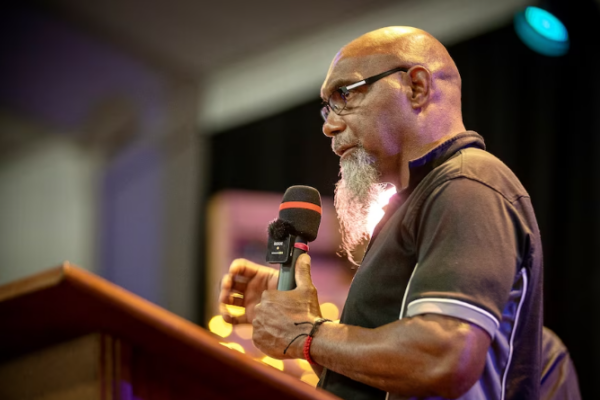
[323,26,462,108]
[346,27,458,86]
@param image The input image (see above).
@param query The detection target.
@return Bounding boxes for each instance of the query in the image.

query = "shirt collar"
[387,131,485,208]
[408,130,485,171]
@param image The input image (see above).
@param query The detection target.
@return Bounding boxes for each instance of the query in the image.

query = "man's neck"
[396,124,466,190]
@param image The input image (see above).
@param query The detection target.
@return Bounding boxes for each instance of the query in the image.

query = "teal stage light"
[514,6,570,57]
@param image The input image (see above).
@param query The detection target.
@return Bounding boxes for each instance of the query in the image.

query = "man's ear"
[407,66,432,109]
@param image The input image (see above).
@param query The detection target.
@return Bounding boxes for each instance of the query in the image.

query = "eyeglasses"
[321,66,409,122]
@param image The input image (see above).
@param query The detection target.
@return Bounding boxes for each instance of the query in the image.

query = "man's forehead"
[321,57,361,91]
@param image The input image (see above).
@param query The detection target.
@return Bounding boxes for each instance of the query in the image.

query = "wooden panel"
[0,264,339,400]
[130,347,229,400]
[0,333,104,400]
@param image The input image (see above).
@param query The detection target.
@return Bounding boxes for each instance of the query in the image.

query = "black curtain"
[209,2,600,396]
[451,3,600,397]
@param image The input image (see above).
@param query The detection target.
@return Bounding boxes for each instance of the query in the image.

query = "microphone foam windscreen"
[278,186,321,242]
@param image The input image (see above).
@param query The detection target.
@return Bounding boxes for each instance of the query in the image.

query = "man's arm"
[252,255,491,399]
[310,314,490,399]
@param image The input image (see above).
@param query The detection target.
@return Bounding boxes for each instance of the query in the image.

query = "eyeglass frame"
[321,66,409,122]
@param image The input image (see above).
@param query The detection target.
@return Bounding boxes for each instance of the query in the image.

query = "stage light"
[208,315,233,338]
[514,6,569,56]
[320,302,340,321]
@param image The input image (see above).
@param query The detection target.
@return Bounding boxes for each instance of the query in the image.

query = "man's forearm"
[308,314,490,398]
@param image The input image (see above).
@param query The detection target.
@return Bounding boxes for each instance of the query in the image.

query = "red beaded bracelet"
[283,318,331,362]
[304,336,316,364]
[303,318,330,365]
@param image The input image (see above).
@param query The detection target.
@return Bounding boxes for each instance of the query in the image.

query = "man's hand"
[219,258,279,324]
[252,254,323,360]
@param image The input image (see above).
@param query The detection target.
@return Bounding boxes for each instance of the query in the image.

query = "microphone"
[266,186,322,291]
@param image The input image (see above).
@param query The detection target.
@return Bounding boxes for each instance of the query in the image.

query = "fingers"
[219,258,263,325]
[230,274,250,296]
[294,253,313,288]
[219,274,233,304]
[219,258,276,325]
[219,274,246,306]
[228,258,261,279]
[228,274,249,300]
[220,258,258,303]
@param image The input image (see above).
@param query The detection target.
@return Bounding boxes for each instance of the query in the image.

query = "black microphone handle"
[277,236,308,291]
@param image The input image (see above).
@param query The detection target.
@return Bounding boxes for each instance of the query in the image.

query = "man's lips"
[334,144,357,157]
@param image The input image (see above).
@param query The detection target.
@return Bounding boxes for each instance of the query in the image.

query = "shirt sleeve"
[405,177,525,338]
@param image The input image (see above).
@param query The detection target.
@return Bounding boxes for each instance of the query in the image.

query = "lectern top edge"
[0,263,67,303]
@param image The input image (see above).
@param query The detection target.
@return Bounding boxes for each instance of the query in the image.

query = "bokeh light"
[220,342,246,353]
[320,302,340,321]
[526,7,568,42]
[224,303,246,317]
[261,356,284,371]
[301,371,320,386]
[514,6,569,57]
[209,315,233,338]
[297,359,313,372]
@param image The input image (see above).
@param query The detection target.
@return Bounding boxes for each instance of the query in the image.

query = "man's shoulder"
[441,147,530,204]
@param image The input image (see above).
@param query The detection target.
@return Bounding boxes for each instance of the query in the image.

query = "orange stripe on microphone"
[279,201,322,214]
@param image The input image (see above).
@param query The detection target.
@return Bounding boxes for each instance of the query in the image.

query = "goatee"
[334,144,385,266]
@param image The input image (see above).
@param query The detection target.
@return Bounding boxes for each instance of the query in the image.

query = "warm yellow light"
[234,324,253,340]
[261,356,284,371]
[209,315,232,338]
[300,372,320,386]
[225,303,246,317]
[320,302,340,321]
[220,342,245,353]
[296,359,313,372]
[367,186,397,236]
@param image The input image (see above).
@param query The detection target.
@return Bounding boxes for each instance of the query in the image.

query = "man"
[219,27,543,400]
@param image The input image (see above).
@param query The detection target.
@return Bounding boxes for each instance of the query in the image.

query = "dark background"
[210,2,600,397]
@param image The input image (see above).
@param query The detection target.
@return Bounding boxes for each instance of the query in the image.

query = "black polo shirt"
[319,132,543,400]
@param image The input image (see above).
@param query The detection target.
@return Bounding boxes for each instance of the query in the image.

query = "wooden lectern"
[0,264,339,400]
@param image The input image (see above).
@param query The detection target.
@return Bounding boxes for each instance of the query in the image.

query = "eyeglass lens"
[321,106,329,121]
[321,90,346,121]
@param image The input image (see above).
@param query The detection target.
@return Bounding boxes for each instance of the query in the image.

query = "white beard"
[334,145,385,265]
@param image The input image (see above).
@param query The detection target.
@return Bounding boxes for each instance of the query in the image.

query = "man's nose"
[322,113,346,137]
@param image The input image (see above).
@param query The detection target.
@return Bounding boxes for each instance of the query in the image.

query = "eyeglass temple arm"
[340,67,409,95]
[363,67,409,84]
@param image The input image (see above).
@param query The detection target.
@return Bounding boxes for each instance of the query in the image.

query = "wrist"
[283,317,330,360]
[288,331,308,359]
[302,318,331,364]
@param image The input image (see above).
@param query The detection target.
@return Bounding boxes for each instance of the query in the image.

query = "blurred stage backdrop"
[1,0,599,396]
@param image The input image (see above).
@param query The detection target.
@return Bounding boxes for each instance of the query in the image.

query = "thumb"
[294,253,313,288]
